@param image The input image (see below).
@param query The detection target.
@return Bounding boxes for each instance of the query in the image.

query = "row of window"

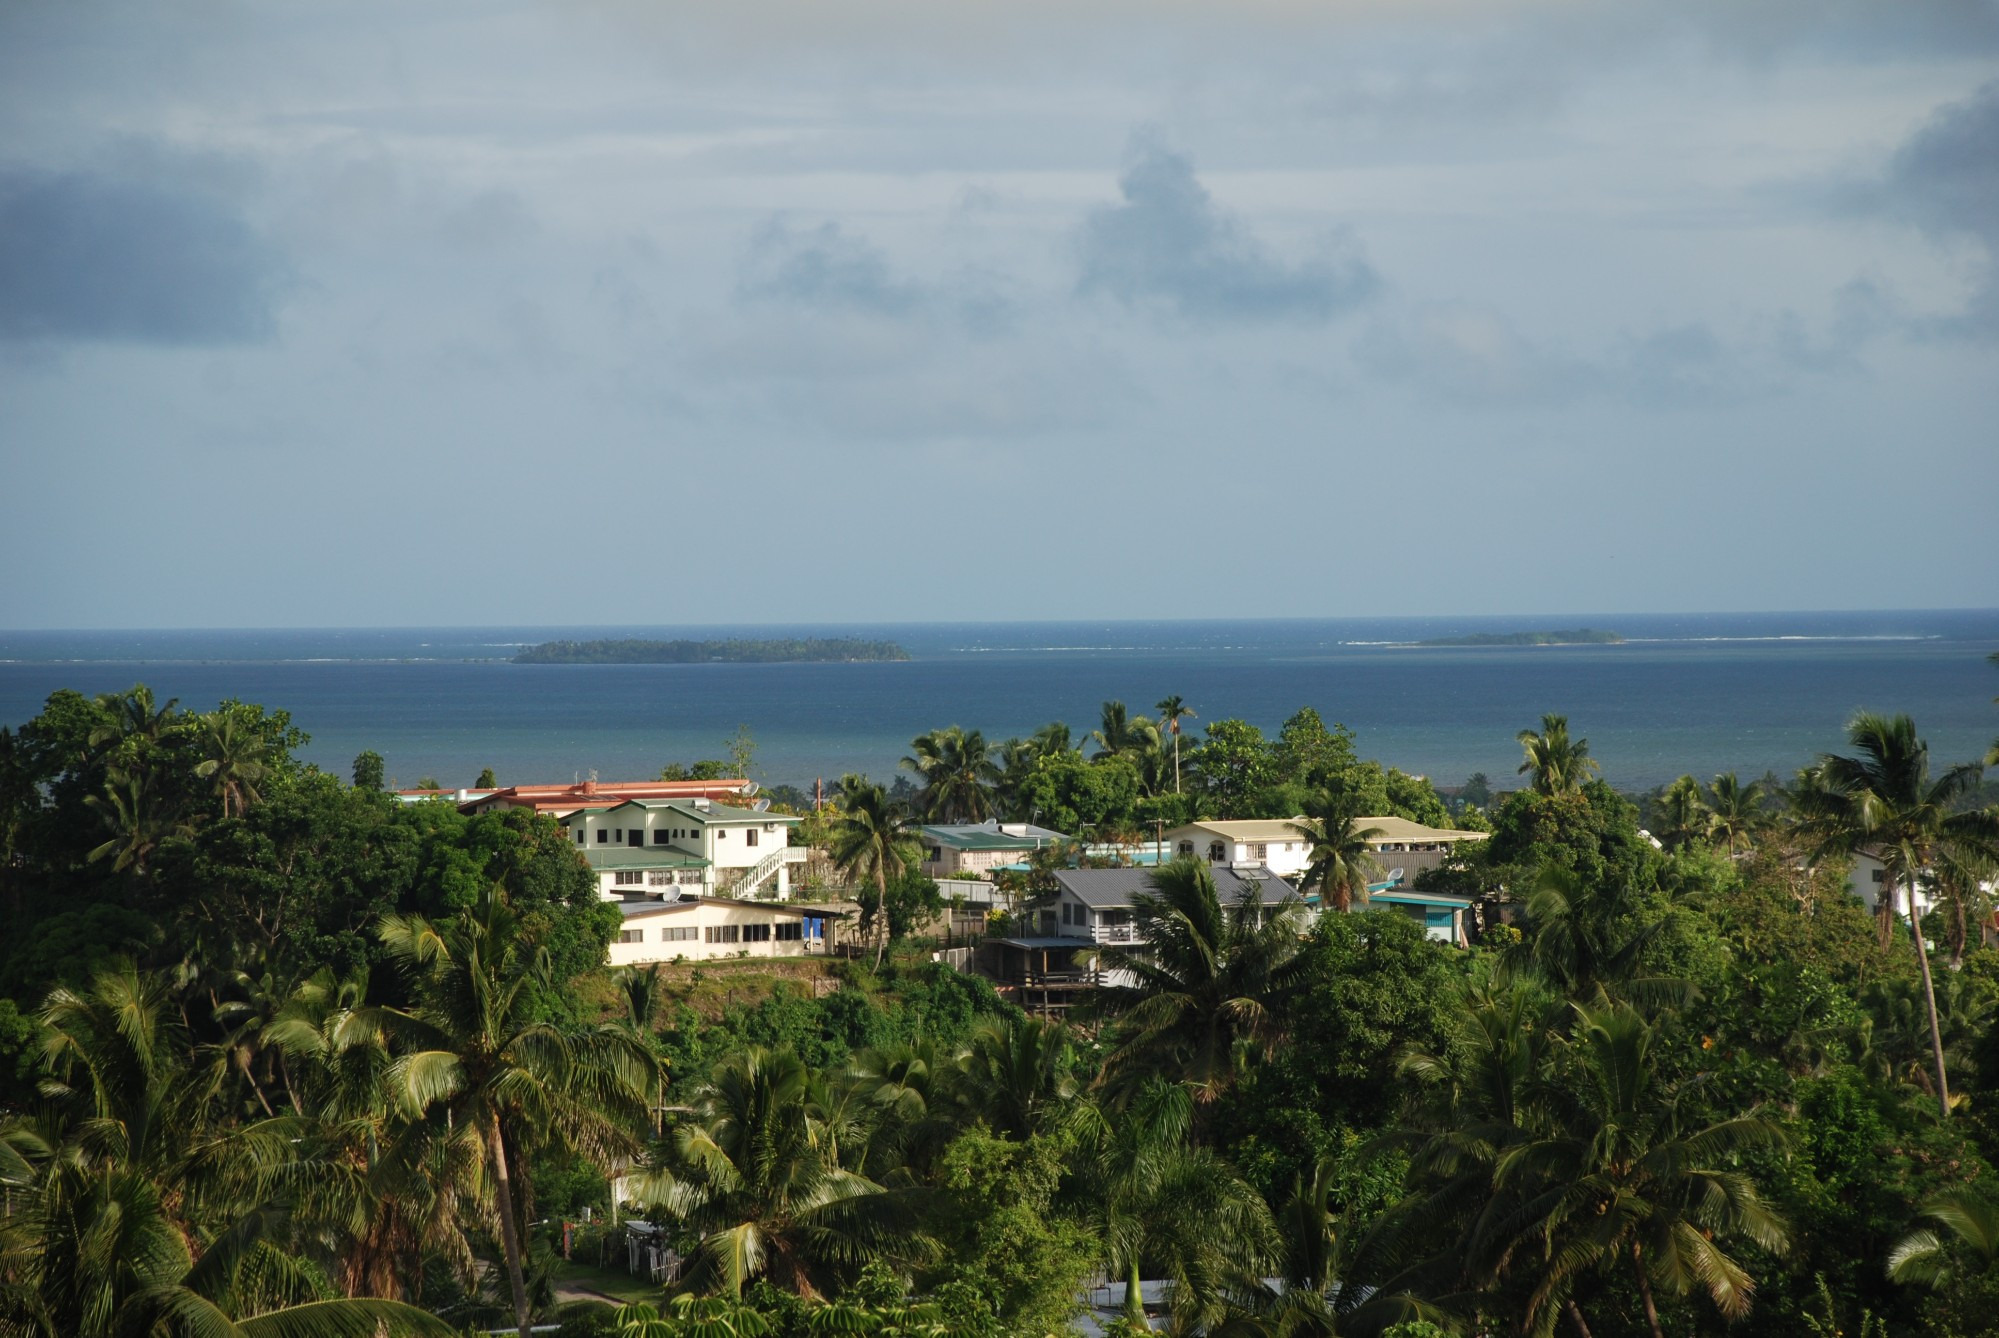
[582,826,762,846]
[702,922,805,944]
[611,870,705,887]
[616,925,704,944]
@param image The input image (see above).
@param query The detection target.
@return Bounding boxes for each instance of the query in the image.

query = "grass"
[550,1258,663,1307]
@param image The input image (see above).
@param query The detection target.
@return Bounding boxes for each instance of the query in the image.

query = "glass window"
[745,829,759,847]
[617,929,642,944]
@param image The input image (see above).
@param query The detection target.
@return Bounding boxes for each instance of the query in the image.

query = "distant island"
[1417,628,1625,648]
[512,637,910,665]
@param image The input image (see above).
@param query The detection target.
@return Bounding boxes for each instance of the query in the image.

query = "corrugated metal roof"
[1052,865,1299,909]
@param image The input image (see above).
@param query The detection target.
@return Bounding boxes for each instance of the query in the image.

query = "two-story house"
[565,797,805,900]
[1162,814,1488,884]
[986,865,1303,1012]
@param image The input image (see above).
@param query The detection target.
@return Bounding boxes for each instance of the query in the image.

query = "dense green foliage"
[512,639,909,665]
[3,683,1998,1338]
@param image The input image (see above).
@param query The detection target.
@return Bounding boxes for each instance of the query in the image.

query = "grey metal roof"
[1050,865,1299,909]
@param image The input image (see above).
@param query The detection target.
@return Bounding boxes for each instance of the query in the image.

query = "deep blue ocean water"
[2,612,1995,792]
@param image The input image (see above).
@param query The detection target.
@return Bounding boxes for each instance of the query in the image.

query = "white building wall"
[607,902,822,966]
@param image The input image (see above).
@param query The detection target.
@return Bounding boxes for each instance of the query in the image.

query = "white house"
[567,798,805,900]
[920,821,1069,877]
[608,896,839,966]
[1162,815,1488,882]
[1845,850,1939,923]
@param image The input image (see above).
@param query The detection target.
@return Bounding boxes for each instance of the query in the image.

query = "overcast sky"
[2,0,1995,628]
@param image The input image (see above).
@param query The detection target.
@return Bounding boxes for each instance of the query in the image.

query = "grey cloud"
[736,217,1013,334]
[1881,80,1999,338]
[738,219,922,316]
[1357,303,1852,410]
[1076,139,1378,324]
[0,169,286,344]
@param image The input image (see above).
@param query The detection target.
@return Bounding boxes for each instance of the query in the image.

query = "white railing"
[1091,924,1140,945]
[738,845,807,898]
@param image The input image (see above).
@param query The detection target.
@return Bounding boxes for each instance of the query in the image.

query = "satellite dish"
[1387,868,1405,886]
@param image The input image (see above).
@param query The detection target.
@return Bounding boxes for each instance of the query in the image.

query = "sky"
[1,0,1996,628]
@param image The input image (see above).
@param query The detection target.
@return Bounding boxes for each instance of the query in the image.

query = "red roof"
[462,779,754,815]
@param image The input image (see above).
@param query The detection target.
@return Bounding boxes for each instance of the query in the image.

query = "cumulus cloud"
[0,169,286,344]
[1880,80,1999,338]
[1076,138,1378,324]
[738,219,923,316]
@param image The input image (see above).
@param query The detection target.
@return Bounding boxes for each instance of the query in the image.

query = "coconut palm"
[1288,796,1383,913]
[627,1047,905,1297]
[1157,696,1197,794]
[1095,859,1307,1104]
[1652,776,1708,851]
[1793,712,1999,1120]
[900,727,999,823]
[0,961,451,1338]
[1705,772,1763,856]
[1030,721,1077,758]
[1516,715,1599,797]
[1888,1187,1999,1290]
[949,1016,1086,1142]
[84,766,190,875]
[195,707,271,820]
[1080,1079,1278,1333]
[1090,701,1161,762]
[376,887,656,1337]
[828,777,923,968]
[262,967,481,1303]
[1493,1001,1790,1338]
[88,683,179,751]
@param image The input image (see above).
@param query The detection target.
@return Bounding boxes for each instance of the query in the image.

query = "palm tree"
[1156,696,1197,795]
[827,776,923,968]
[84,766,190,875]
[0,961,451,1337]
[88,683,179,751]
[1288,795,1383,913]
[1080,1079,1278,1333]
[627,1047,903,1297]
[1888,1187,1999,1289]
[1652,776,1707,850]
[1095,859,1307,1104]
[377,887,656,1338]
[949,1016,1085,1142]
[1793,712,1999,1121]
[195,707,271,820]
[900,727,999,823]
[1705,772,1763,856]
[1516,714,1599,797]
[1091,701,1160,761]
[1494,1002,1790,1338]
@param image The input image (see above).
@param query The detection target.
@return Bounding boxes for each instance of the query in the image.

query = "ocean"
[2,612,1995,794]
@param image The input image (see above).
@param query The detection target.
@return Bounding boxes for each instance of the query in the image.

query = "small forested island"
[1418,627,1624,647]
[513,636,909,664]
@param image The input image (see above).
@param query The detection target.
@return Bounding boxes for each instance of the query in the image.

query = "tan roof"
[1173,815,1487,845]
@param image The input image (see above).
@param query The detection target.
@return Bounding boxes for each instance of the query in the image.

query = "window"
[1251,843,1267,860]
[575,829,586,844]
[596,830,608,844]
[775,921,803,942]
[745,828,759,847]
[614,871,643,886]
[655,831,671,845]
[705,924,742,944]
[1871,868,1886,883]
[715,829,726,840]
[660,925,697,942]
[627,829,641,845]
[648,871,672,887]
[616,929,643,944]
[743,922,772,943]
[677,870,703,885]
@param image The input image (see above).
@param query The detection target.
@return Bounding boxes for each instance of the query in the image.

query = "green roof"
[922,823,1068,851]
[582,847,712,870]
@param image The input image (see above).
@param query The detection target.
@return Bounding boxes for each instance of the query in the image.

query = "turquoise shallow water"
[1,612,1994,791]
